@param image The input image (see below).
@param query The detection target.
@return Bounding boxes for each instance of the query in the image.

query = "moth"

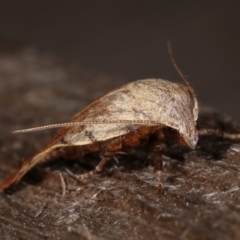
[1,45,240,196]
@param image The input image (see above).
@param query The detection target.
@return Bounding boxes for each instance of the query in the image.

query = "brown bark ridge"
[0,46,240,240]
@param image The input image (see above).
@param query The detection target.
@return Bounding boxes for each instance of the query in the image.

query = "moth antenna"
[167,41,190,86]
[198,128,240,140]
[13,120,161,134]
[167,41,199,121]
[13,122,84,133]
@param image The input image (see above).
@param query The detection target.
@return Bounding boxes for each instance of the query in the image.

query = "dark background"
[0,0,240,119]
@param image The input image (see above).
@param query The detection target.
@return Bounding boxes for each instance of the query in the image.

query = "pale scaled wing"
[46,79,198,149]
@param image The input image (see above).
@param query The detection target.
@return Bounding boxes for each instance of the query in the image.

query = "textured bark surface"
[0,47,240,240]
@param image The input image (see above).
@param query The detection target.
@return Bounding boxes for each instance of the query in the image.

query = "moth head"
[182,126,198,149]
[163,126,198,149]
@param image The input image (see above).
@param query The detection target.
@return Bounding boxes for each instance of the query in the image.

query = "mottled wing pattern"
[47,79,198,149]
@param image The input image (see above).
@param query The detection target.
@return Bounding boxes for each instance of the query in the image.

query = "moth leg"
[198,128,240,140]
[152,142,163,198]
[76,137,122,180]
[76,156,110,180]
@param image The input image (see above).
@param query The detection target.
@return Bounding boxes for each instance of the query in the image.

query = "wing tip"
[0,171,19,190]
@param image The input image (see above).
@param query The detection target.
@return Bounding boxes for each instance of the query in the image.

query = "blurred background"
[0,0,239,119]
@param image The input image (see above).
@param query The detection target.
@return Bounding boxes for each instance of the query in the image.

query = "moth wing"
[47,78,197,148]
[0,143,65,190]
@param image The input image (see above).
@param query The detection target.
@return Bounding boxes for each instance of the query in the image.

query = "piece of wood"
[0,46,240,240]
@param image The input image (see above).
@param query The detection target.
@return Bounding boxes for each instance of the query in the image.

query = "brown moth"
[1,44,240,195]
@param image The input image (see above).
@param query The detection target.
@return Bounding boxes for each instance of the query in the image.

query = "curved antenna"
[167,41,190,86]
[167,41,199,121]
[13,120,162,134]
